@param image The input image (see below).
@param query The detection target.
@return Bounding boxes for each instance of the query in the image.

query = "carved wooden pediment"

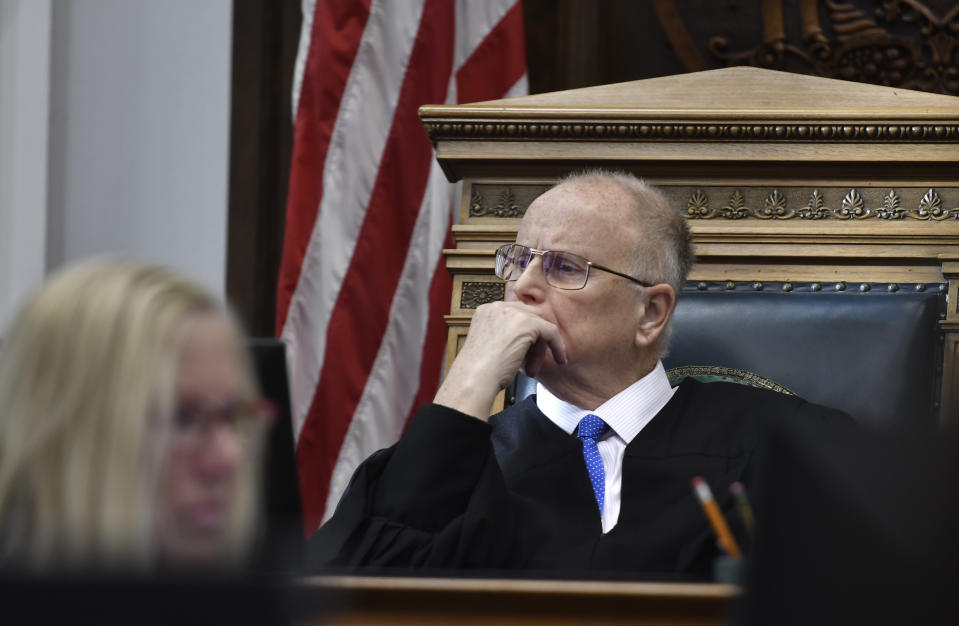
[419,67,959,424]
[421,66,959,181]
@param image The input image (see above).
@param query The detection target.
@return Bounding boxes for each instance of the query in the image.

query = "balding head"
[553,170,693,296]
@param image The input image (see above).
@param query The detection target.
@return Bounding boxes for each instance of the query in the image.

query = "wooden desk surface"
[294,575,739,626]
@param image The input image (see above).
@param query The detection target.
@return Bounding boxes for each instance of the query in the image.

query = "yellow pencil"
[691,476,742,559]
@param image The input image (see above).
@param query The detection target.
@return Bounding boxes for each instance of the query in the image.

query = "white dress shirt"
[535,361,676,533]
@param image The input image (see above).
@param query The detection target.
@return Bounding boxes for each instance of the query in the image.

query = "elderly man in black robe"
[307,170,846,578]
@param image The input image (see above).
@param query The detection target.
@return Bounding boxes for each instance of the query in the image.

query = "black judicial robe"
[307,379,848,578]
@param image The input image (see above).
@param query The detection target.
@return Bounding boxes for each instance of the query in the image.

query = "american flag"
[276,0,528,532]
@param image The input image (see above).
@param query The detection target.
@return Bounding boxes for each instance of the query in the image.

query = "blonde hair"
[0,258,261,571]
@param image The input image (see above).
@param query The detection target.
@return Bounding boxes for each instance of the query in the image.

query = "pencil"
[691,476,743,559]
[729,481,755,534]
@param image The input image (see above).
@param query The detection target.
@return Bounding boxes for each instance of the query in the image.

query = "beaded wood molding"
[421,68,959,150]
[686,280,946,294]
[459,280,947,309]
[423,119,959,143]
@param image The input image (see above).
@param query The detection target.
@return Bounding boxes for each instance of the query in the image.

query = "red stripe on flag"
[296,0,456,531]
[455,2,526,104]
[275,0,373,334]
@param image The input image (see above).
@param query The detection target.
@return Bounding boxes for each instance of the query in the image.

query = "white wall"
[0,0,233,331]
[0,0,51,330]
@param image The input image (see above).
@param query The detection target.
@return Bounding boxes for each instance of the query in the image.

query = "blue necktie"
[576,414,609,515]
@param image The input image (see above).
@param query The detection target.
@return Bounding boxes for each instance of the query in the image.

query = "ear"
[634,284,676,349]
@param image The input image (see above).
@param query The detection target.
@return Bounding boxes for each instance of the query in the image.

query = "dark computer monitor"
[740,419,959,626]
[246,338,304,572]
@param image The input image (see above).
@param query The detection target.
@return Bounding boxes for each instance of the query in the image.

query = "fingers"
[435,301,566,418]
[539,321,567,367]
[522,338,548,379]
[465,301,564,381]
[523,323,567,378]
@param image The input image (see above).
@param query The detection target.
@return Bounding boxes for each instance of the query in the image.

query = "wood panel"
[421,67,959,425]
[294,576,737,626]
[226,0,300,336]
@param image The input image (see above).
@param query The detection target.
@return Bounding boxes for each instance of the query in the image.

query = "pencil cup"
[712,554,742,585]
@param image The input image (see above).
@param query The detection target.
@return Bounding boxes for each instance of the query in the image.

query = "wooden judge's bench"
[420,66,959,425]
[297,576,737,625]
[299,69,959,625]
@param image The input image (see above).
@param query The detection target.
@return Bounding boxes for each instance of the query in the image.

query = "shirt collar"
[535,361,676,443]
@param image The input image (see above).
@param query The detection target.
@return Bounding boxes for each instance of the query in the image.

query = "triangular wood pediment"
[423,66,959,120]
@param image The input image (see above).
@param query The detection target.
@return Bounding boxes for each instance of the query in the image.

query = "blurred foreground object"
[0,259,268,572]
[742,419,959,625]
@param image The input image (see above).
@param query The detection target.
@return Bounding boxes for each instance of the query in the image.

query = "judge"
[308,170,847,578]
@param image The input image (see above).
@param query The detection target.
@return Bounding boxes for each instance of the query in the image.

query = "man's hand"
[433,301,567,421]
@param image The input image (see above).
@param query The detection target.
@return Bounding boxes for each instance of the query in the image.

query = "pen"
[729,481,755,535]
[691,476,743,559]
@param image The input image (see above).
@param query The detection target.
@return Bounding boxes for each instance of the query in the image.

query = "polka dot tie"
[576,413,609,516]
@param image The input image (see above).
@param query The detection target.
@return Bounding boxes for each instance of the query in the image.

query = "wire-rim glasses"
[495,243,652,290]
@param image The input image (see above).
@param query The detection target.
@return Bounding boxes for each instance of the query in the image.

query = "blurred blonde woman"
[0,259,268,571]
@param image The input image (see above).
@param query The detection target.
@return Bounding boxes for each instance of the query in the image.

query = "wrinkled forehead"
[517,181,640,251]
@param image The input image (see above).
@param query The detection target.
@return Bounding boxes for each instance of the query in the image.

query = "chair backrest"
[664,281,945,427]
[508,280,945,428]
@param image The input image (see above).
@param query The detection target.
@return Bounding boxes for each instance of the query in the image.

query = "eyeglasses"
[171,398,276,451]
[495,243,653,291]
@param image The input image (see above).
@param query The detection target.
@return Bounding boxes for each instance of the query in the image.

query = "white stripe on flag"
[282,0,527,526]
[283,0,427,440]
[320,1,525,519]
[291,0,318,119]
[504,73,529,99]
[323,156,459,521]
[453,0,520,71]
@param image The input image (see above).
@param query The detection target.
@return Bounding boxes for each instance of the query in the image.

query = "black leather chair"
[508,280,945,428]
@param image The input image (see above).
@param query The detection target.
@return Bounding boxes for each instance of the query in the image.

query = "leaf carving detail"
[469,187,522,217]
[722,190,748,219]
[876,190,903,219]
[761,189,788,217]
[799,189,829,219]
[839,189,868,219]
[917,188,945,219]
[687,189,710,218]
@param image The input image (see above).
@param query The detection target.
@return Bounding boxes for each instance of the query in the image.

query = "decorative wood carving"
[461,184,959,222]
[467,184,550,219]
[460,282,505,309]
[684,186,958,220]
[653,0,959,95]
